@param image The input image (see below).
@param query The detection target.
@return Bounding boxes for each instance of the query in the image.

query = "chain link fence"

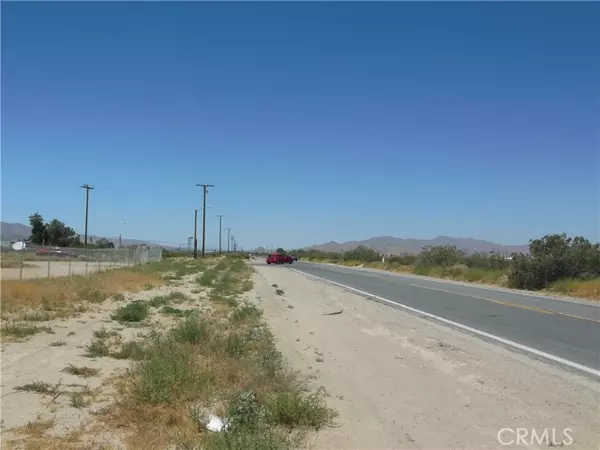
[1,244,163,280]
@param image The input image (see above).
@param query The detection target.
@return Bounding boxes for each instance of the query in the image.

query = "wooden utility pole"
[217,215,225,253]
[196,184,214,257]
[193,209,198,258]
[81,184,94,248]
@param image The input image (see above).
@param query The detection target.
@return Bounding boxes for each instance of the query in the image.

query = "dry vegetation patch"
[99,257,336,449]
[2,256,336,449]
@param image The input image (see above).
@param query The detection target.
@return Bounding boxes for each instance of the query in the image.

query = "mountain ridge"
[310,235,529,255]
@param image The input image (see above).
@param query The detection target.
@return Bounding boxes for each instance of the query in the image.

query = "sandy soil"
[1,261,127,280]
[252,263,600,450]
[0,278,204,449]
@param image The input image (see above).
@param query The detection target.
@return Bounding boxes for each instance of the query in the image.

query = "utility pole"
[196,184,214,258]
[193,209,198,258]
[227,228,231,253]
[80,184,94,248]
[216,215,225,253]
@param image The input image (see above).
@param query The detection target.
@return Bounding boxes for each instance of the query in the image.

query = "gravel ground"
[1,278,203,449]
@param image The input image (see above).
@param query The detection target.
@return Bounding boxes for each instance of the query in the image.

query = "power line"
[80,184,94,248]
[216,215,225,254]
[196,184,214,258]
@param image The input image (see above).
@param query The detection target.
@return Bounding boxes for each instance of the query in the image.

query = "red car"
[266,253,293,265]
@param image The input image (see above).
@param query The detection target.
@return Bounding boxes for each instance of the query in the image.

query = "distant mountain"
[0,222,31,242]
[310,235,529,255]
[0,221,156,247]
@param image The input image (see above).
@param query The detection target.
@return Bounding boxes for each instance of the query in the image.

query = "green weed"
[85,338,110,358]
[112,301,149,323]
[231,304,262,323]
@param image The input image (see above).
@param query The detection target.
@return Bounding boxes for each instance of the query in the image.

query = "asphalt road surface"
[288,261,600,376]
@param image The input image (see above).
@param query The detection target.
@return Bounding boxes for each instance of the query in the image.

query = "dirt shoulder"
[1,258,336,449]
[253,263,600,449]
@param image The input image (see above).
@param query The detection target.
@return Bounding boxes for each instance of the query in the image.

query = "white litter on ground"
[206,414,228,432]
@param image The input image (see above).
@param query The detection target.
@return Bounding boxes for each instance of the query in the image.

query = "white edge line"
[304,261,600,308]
[289,268,600,379]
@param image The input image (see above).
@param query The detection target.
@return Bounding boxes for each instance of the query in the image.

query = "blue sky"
[2,2,599,249]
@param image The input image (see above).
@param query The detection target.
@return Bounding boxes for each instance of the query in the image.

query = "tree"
[45,219,77,247]
[71,235,83,248]
[29,213,48,245]
[95,238,115,249]
[276,247,285,253]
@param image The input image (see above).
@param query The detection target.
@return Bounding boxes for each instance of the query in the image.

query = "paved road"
[289,262,600,375]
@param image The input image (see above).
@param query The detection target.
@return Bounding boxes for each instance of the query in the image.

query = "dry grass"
[4,419,84,450]
[2,324,55,342]
[1,266,168,318]
[1,260,35,268]
[548,277,600,301]
[62,364,101,378]
[99,256,336,449]
[3,257,335,449]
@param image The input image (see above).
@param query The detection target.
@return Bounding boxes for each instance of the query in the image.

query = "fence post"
[85,248,89,276]
[19,247,25,280]
[47,250,51,278]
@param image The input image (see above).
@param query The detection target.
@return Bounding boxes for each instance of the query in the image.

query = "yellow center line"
[402,282,600,324]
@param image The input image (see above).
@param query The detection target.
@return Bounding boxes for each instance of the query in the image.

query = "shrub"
[132,337,213,405]
[342,246,381,263]
[198,269,218,286]
[112,340,146,360]
[172,315,209,344]
[417,245,465,268]
[509,234,600,290]
[231,304,262,323]
[112,301,149,323]
[265,388,334,431]
[85,338,110,357]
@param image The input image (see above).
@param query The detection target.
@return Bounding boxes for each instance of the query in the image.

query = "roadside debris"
[206,414,228,432]
[271,284,278,288]
[314,349,325,363]
[275,289,285,296]
[322,309,343,316]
